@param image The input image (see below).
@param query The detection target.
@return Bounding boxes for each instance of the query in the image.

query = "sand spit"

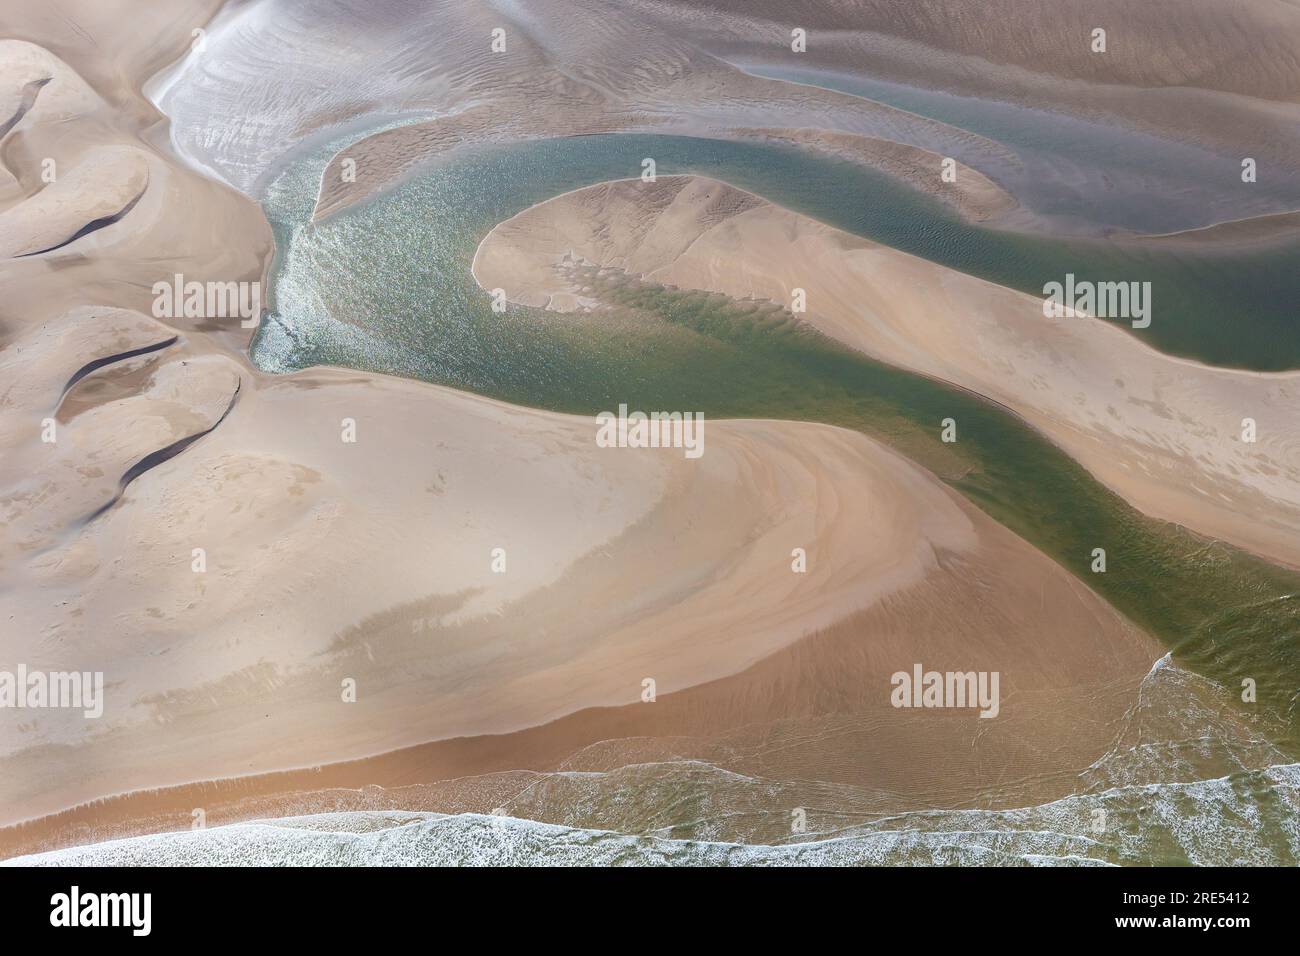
[728,126,1016,222]
[474,176,1300,568]
[1132,209,1300,252]
[0,300,1161,835]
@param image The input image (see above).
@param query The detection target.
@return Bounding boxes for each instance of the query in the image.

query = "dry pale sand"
[474,176,1300,569]
[0,142,150,257]
[0,1,225,110]
[0,17,272,354]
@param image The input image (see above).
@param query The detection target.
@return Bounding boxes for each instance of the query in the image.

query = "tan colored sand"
[0,39,102,125]
[0,1,223,113]
[2,545,1160,857]
[0,145,150,257]
[0,22,1157,839]
[474,176,1300,568]
[0,7,272,353]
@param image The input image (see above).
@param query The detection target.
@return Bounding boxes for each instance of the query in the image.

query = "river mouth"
[253,125,1300,730]
[245,123,1300,863]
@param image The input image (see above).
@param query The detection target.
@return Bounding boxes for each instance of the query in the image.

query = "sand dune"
[0,1,224,110]
[0,39,101,126]
[474,176,1300,568]
[0,15,271,355]
[0,145,150,257]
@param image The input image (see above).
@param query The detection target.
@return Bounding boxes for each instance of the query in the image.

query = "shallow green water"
[259,132,1300,374]
[254,130,1300,749]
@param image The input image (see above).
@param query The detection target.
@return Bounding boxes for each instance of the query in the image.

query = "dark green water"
[254,130,1300,748]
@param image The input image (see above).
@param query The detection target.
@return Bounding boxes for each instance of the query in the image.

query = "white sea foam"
[8,659,1295,866]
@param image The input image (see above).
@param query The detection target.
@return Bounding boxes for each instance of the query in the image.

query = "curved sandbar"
[473,175,1300,569]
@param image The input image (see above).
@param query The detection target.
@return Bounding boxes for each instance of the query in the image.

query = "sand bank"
[134,0,1020,225]
[257,0,1300,237]
[474,176,1300,568]
[729,126,1016,222]
[1,301,1163,838]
